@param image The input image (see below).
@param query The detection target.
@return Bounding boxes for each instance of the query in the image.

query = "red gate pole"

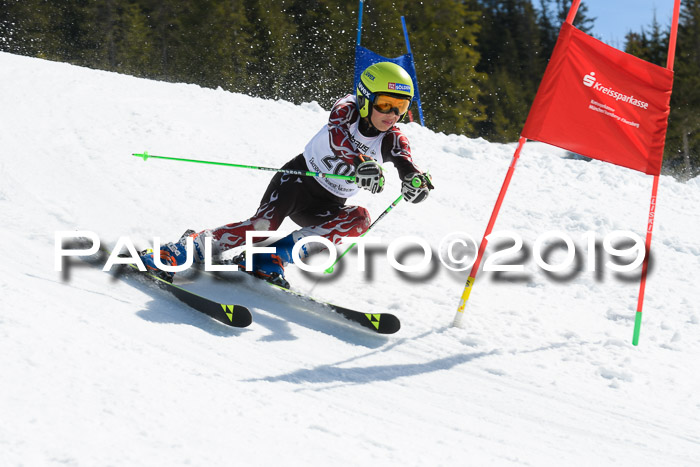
[565,0,581,24]
[453,137,527,327]
[633,176,659,345]
[453,0,583,327]
[633,0,681,345]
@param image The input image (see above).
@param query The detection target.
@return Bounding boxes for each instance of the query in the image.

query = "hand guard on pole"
[401,172,434,204]
[354,154,385,194]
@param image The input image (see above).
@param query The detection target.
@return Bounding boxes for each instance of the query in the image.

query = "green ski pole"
[133,151,356,181]
[325,193,404,274]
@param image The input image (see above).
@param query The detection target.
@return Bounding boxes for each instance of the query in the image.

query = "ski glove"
[355,155,385,194]
[401,172,434,204]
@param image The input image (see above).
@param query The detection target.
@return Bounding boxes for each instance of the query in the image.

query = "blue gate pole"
[354,1,365,90]
[401,16,425,126]
[357,1,364,47]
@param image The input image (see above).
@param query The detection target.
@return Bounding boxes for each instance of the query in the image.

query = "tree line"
[1,0,697,179]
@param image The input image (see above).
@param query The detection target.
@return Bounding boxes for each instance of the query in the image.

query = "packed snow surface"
[1,52,699,466]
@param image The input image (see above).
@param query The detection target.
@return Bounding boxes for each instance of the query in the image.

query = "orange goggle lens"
[372,95,410,115]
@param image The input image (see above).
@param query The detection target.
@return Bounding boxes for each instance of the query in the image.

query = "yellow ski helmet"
[356,62,414,119]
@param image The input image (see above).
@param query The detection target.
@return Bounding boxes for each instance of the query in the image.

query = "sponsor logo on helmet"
[364,70,376,81]
[388,82,411,93]
[357,81,372,98]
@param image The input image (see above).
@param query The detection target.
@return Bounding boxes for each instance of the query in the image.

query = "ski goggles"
[373,94,411,116]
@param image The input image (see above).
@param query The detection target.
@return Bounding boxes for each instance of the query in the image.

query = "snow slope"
[1,52,699,466]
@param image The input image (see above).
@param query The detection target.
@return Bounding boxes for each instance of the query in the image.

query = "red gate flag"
[453,0,681,345]
[522,22,674,176]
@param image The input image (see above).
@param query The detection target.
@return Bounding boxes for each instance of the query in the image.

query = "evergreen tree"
[79,0,120,69]
[537,0,558,57]
[623,13,668,66]
[242,0,297,99]
[392,0,486,134]
[624,1,699,178]
[475,0,547,141]
[284,0,355,106]
[112,1,154,75]
[550,0,595,34]
[0,0,65,58]
[623,30,648,59]
[139,0,189,80]
[172,0,255,91]
[646,11,670,66]
[666,0,700,178]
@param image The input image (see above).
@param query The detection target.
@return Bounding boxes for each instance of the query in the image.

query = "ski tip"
[220,303,253,328]
[238,313,253,328]
[364,313,400,334]
[378,316,401,334]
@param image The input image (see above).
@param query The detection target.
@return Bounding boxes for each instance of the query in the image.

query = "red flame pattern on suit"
[327,97,361,165]
[203,159,371,254]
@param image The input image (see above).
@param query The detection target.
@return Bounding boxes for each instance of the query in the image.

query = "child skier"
[140,61,433,288]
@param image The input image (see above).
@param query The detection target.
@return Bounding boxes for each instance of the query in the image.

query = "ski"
[123,264,253,328]
[268,282,401,334]
[208,263,400,334]
[83,248,253,328]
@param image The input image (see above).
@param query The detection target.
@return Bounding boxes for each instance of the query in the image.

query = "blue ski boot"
[139,231,205,282]
[232,233,295,289]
